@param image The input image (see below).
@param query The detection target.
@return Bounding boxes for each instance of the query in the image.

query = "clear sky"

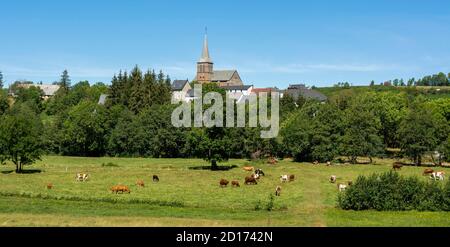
[1,0,450,88]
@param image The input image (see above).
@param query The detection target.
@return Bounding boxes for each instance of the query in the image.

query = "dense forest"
[0,68,449,172]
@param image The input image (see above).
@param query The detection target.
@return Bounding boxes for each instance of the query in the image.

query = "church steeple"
[196,28,214,83]
[199,28,212,63]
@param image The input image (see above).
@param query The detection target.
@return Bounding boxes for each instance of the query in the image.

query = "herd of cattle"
[392,162,446,180]
[218,166,296,197]
[44,162,447,196]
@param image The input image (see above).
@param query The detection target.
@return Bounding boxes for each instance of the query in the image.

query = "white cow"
[76,173,89,182]
[280,175,288,183]
[431,171,445,181]
[337,183,347,192]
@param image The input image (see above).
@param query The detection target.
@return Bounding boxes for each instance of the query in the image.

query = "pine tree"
[59,70,71,92]
[128,66,144,113]
[109,74,120,105]
[0,71,3,89]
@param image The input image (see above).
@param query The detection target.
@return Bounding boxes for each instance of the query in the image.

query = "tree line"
[369,71,450,87]
[0,67,449,172]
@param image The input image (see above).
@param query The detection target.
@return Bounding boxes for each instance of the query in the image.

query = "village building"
[10,83,60,100]
[170,33,326,104]
[252,87,284,98]
[193,33,244,87]
[285,84,327,102]
[171,79,191,102]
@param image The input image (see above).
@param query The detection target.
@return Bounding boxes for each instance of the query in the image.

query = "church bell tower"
[196,30,213,83]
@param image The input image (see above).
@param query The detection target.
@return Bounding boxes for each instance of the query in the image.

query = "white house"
[171,80,191,102]
[221,85,253,101]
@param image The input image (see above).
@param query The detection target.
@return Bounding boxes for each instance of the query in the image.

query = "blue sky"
[1,0,450,88]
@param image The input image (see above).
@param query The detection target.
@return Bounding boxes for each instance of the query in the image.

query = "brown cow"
[46,183,53,190]
[231,180,240,187]
[289,174,295,182]
[243,166,254,172]
[245,176,258,185]
[136,180,145,187]
[392,162,403,171]
[219,179,229,188]
[423,168,434,176]
[111,185,131,194]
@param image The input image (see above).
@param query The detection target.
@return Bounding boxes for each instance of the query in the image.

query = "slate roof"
[171,80,189,91]
[286,84,327,102]
[211,70,237,81]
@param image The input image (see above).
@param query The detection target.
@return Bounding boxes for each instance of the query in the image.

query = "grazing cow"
[392,162,403,171]
[313,161,319,165]
[231,181,240,187]
[326,161,332,166]
[111,185,131,194]
[275,186,282,196]
[136,180,145,187]
[153,175,160,182]
[255,168,265,176]
[47,183,53,190]
[423,168,434,176]
[219,179,229,187]
[280,175,288,183]
[431,171,445,181]
[337,183,347,192]
[243,166,254,172]
[245,176,258,185]
[330,175,337,183]
[289,174,295,182]
[75,173,89,182]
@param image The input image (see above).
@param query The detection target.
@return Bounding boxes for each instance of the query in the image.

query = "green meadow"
[0,156,449,227]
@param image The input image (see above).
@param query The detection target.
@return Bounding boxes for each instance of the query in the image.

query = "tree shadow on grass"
[188,165,239,171]
[1,169,42,174]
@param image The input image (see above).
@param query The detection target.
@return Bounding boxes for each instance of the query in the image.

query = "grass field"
[1,156,449,227]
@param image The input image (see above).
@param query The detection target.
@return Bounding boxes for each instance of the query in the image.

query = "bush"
[338,171,449,211]
[101,162,119,167]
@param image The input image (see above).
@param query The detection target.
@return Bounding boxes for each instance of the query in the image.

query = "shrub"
[265,194,275,211]
[338,171,449,211]
[101,162,119,167]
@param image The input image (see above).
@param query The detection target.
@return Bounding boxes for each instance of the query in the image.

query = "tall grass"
[0,191,185,207]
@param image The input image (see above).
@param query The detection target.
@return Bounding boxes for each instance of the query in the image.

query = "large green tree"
[282,102,342,162]
[0,104,43,172]
[339,102,384,164]
[398,99,449,165]
[15,86,45,113]
[60,101,108,156]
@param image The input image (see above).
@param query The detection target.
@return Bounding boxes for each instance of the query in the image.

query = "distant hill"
[315,85,450,99]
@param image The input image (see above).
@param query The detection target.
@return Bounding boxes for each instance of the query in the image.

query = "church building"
[194,33,243,86]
